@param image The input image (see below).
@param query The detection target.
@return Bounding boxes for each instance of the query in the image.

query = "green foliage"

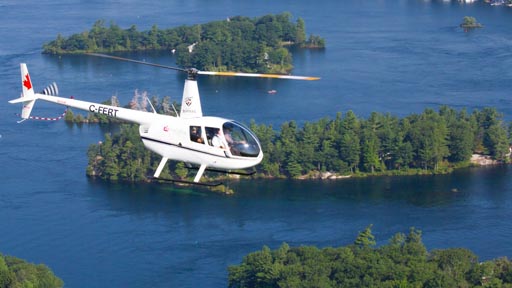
[463,16,478,26]
[0,253,63,288]
[429,248,477,285]
[446,110,475,162]
[85,104,511,183]
[461,16,483,28]
[86,124,158,182]
[253,106,510,178]
[42,14,325,73]
[228,227,512,288]
[64,109,74,122]
[354,224,376,248]
[174,162,188,179]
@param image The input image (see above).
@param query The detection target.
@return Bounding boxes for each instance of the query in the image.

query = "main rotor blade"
[86,53,188,73]
[87,53,320,80]
[198,71,320,81]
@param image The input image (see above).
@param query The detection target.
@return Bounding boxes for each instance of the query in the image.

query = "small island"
[229,226,512,287]
[460,16,483,29]
[66,98,512,184]
[42,13,325,74]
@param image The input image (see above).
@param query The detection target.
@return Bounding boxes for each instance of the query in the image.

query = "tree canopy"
[461,16,483,28]
[42,14,325,73]
[228,226,512,287]
[0,253,63,288]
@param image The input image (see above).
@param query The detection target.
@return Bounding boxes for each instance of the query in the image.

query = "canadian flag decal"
[23,74,32,90]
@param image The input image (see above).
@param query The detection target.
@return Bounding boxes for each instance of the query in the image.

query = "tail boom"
[9,63,154,125]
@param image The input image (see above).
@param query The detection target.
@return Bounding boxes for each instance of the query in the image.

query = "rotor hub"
[187,68,199,80]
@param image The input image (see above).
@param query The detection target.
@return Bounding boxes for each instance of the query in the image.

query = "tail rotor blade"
[41,82,59,96]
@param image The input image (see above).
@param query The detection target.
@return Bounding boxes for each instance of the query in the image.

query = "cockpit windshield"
[222,121,261,157]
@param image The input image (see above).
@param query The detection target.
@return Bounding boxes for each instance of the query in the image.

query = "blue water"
[2,1,512,287]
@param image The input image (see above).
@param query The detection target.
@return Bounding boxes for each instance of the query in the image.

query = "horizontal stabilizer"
[9,95,38,104]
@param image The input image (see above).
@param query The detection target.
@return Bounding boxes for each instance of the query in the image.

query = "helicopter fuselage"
[140,115,263,170]
[26,93,263,171]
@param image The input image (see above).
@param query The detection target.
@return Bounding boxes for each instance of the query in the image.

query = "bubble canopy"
[222,121,261,157]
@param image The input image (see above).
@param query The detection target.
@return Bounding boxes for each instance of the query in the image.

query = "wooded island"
[228,226,512,287]
[42,13,325,74]
[62,100,512,183]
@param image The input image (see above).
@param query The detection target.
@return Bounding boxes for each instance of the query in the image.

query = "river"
[1,0,512,287]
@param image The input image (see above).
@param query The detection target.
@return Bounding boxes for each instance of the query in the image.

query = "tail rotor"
[9,64,60,123]
[40,82,58,96]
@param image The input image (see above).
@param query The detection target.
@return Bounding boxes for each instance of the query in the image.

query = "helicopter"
[9,53,319,186]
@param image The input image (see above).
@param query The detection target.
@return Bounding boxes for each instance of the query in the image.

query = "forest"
[0,253,63,288]
[228,226,512,287]
[66,98,512,183]
[42,13,325,74]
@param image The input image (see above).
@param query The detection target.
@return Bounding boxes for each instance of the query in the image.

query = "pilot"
[223,127,234,145]
[223,126,242,155]
[190,126,203,143]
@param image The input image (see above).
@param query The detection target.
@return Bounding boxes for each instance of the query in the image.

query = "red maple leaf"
[23,74,32,90]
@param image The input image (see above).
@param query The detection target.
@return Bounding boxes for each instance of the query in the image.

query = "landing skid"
[150,177,223,187]
[152,158,253,188]
[186,166,256,176]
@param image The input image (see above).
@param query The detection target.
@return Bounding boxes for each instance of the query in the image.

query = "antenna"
[172,103,179,117]
[146,95,157,114]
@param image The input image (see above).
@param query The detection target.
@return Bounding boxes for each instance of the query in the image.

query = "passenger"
[211,128,228,149]
[190,126,203,143]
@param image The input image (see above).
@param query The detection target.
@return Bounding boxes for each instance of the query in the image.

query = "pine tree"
[354,224,376,248]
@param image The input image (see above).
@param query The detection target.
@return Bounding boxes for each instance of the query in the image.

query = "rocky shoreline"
[470,154,502,166]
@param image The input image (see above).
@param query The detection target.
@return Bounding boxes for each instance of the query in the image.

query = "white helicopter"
[9,53,319,186]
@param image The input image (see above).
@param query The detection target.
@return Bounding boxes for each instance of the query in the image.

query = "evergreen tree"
[174,162,188,179]
[360,120,382,173]
[295,18,306,46]
[339,111,361,173]
[297,122,319,172]
[448,120,474,163]
[354,224,376,248]
[486,123,510,160]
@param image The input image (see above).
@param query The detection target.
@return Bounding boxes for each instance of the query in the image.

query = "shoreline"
[290,153,505,181]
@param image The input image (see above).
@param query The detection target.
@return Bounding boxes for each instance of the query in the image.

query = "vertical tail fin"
[9,64,38,122]
[180,79,203,118]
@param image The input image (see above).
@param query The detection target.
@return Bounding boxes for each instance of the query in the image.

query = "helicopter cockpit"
[199,121,261,158]
[222,121,261,157]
